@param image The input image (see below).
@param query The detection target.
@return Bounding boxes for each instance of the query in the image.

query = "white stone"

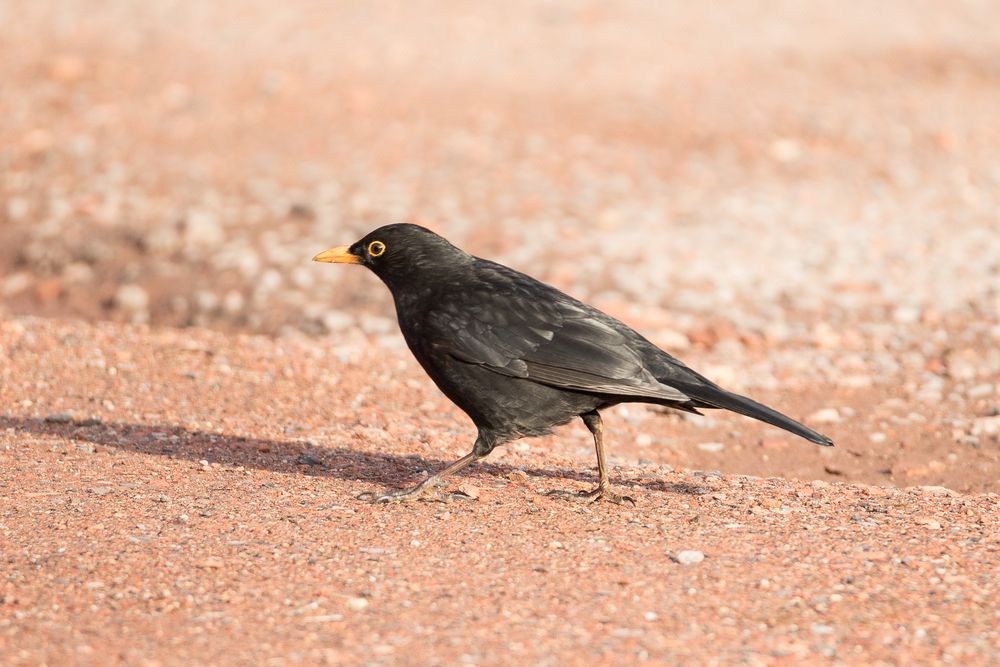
[971,415,1000,436]
[808,407,841,424]
[675,550,705,565]
[114,284,149,312]
[184,209,224,247]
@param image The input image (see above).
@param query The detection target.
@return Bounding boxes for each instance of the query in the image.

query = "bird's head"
[312,223,470,290]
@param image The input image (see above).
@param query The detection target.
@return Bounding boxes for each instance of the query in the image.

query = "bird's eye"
[367,241,386,257]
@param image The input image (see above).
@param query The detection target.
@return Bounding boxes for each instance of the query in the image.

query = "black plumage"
[314,224,833,504]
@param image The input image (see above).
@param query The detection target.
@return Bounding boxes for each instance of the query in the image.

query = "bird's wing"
[424,268,690,403]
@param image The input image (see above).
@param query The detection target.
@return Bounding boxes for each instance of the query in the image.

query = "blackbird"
[314,224,832,504]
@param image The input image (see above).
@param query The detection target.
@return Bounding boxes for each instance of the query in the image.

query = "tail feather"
[673,382,833,446]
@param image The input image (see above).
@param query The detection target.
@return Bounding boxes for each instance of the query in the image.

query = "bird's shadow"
[1,416,707,497]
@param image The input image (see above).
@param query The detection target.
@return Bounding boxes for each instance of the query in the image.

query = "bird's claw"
[546,487,636,506]
[603,491,637,506]
[356,491,400,503]
[356,486,474,504]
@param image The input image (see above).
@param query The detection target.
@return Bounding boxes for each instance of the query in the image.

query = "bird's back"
[395,256,699,402]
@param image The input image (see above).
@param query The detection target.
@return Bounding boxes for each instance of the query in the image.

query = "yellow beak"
[312,245,361,264]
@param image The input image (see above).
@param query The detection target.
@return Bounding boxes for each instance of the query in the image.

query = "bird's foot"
[357,488,423,504]
[546,485,636,506]
[357,480,473,504]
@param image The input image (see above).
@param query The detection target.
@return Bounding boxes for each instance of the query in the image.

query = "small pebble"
[506,470,529,484]
[457,482,481,500]
[113,284,150,313]
[968,383,994,399]
[892,305,921,324]
[674,550,705,565]
[295,454,324,466]
[808,408,841,424]
[914,516,942,530]
[347,597,369,611]
[971,415,1000,436]
[913,485,958,497]
[45,413,73,424]
[184,209,224,247]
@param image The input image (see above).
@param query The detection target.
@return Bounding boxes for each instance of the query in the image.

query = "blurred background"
[1,1,998,488]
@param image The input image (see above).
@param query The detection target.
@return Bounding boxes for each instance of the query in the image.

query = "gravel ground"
[2,0,1000,663]
[2,318,999,665]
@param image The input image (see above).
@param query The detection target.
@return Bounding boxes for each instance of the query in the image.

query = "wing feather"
[423,263,690,403]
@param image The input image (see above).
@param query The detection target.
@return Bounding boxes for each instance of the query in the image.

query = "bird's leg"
[548,411,636,506]
[357,438,488,504]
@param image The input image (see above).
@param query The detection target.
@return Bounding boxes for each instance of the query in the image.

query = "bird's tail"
[673,382,833,446]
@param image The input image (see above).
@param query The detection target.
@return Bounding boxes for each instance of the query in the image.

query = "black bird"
[314,224,833,504]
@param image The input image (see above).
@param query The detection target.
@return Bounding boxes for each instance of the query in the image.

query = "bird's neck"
[378,254,473,298]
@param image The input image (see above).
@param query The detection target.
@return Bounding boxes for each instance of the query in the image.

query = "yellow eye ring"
[367,240,386,257]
